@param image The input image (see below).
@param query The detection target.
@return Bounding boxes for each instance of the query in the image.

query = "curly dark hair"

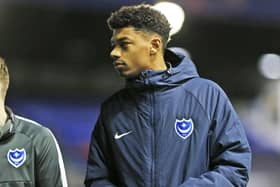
[107,4,171,48]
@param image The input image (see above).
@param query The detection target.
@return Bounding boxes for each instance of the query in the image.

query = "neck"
[0,104,7,127]
[150,53,167,71]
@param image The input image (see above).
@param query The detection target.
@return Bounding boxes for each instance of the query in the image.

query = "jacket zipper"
[150,89,155,187]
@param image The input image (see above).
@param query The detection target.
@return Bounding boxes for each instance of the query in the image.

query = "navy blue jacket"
[85,49,251,187]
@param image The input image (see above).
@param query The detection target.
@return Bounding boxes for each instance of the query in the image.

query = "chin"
[120,74,132,78]
[116,70,132,78]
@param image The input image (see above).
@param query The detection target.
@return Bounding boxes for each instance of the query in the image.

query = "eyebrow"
[111,37,130,46]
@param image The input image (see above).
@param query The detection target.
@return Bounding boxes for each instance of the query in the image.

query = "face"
[110,27,152,78]
[0,58,9,99]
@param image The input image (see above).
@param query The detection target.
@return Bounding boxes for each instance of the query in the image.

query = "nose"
[110,47,121,60]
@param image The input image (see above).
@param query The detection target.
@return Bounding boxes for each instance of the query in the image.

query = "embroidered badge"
[175,118,194,139]
[7,148,26,168]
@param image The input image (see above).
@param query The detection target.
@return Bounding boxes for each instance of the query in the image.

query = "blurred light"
[153,2,185,36]
[258,53,280,79]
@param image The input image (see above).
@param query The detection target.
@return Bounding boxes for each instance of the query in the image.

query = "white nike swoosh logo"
[114,131,132,139]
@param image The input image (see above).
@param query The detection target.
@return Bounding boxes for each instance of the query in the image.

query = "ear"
[150,36,162,55]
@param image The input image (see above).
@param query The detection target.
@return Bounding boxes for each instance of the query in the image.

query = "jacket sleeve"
[36,127,68,187]
[84,114,117,187]
[180,86,252,187]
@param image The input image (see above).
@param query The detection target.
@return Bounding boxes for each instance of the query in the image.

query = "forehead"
[111,27,147,42]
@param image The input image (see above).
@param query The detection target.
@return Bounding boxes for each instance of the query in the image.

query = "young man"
[85,4,251,187]
[0,57,68,186]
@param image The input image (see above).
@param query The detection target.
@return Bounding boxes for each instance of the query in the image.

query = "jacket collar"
[125,48,199,88]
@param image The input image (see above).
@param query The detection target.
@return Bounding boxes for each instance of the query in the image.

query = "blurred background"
[1,0,280,186]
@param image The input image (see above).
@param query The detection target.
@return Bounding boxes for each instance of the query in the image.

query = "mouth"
[113,60,126,69]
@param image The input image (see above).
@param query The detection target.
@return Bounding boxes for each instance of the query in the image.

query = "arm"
[36,128,68,187]
[180,86,252,187]
[84,115,117,187]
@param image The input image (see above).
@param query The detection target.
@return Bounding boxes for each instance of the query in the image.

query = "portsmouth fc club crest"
[175,118,194,139]
[7,148,26,168]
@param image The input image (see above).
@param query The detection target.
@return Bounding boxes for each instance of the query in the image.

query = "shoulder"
[186,77,221,90]
[183,77,227,98]
[182,77,231,118]
[13,115,61,154]
[13,115,54,140]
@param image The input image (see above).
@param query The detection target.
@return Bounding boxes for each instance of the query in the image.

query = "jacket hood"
[126,48,199,88]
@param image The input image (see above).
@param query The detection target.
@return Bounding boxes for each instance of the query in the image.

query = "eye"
[119,42,129,50]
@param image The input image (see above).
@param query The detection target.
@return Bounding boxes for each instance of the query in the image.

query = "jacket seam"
[181,84,211,123]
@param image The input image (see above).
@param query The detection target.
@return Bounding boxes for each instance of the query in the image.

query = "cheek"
[133,53,149,66]
[134,48,149,60]
[126,45,150,66]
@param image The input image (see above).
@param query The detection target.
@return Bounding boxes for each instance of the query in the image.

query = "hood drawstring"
[166,62,173,75]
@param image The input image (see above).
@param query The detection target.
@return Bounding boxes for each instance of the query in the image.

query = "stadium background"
[1,0,280,186]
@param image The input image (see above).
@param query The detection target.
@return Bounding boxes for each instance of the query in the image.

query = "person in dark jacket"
[0,57,68,186]
[85,4,251,187]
